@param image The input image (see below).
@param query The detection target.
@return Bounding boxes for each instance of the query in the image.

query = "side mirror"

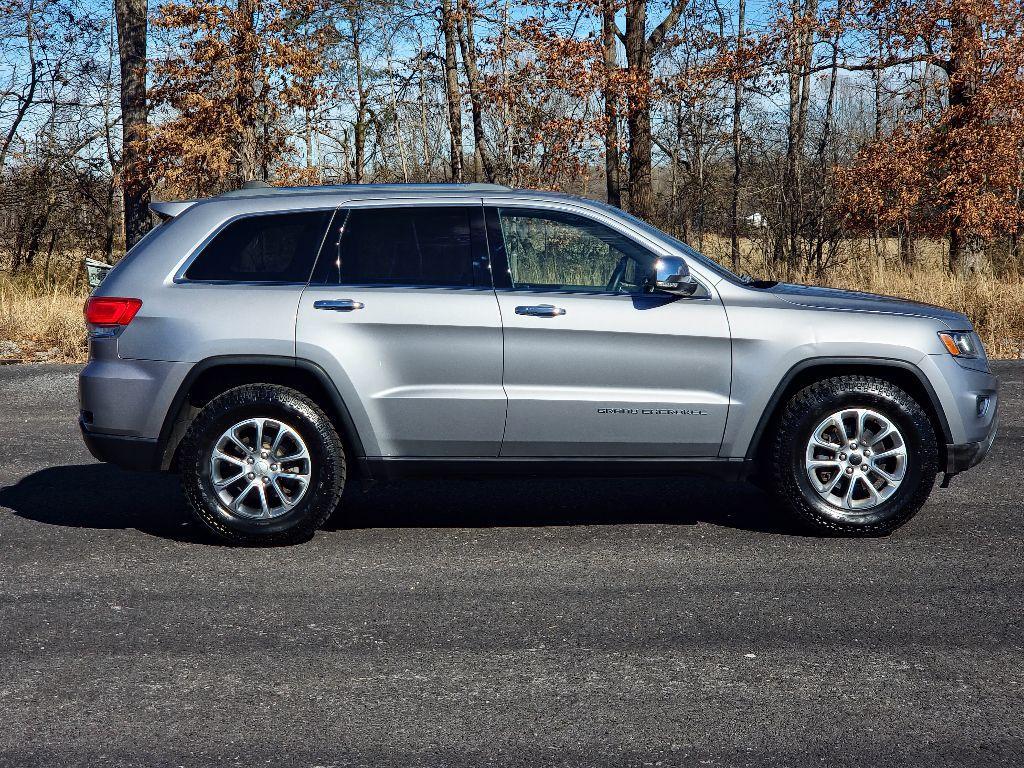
[647,255,699,296]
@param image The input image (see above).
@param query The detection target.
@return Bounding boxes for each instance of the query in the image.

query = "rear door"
[296,200,506,458]
[486,201,732,458]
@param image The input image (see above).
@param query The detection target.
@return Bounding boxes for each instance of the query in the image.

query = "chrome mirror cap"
[649,256,699,296]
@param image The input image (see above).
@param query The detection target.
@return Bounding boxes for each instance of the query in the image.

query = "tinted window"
[495,208,657,293]
[186,210,332,282]
[318,207,478,286]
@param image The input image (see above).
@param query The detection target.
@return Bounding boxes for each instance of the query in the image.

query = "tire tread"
[180,384,345,545]
[769,374,938,536]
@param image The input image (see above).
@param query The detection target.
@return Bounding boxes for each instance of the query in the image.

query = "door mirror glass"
[647,255,699,296]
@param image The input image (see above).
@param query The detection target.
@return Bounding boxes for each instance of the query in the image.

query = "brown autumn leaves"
[139,0,1024,274]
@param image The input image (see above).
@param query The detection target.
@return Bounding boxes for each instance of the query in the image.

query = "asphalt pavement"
[0,362,1021,767]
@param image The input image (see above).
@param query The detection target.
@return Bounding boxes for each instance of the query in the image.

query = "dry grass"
[0,272,88,363]
[1,237,1022,363]
[701,236,1024,360]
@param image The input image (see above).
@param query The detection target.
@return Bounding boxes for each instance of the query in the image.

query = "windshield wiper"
[739,274,779,289]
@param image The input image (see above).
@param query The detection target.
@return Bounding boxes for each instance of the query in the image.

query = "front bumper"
[945,408,999,474]
[80,419,162,471]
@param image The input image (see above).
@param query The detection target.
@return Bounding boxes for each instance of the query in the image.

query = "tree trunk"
[944,8,986,275]
[780,4,799,269]
[624,0,653,220]
[386,59,410,183]
[440,0,464,182]
[794,0,815,269]
[456,0,496,182]
[811,33,838,276]
[728,0,745,272]
[415,36,435,178]
[1012,186,1021,271]
[782,0,815,273]
[304,111,314,169]
[601,0,620,208]
[351,13,367,184]
[498,0,517,186]
[233,0,260,183]
[114,0,151,249]
[899,218,914,269]
[622,0,687,221]
[0,1,38,171]
[949,224,985,275]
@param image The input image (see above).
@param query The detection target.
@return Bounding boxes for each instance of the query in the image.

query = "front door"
[486,203,732,458]
[296,202,506,458]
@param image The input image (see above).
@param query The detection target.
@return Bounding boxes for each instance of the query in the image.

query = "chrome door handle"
[314,299,365,312]
[515,304,566,317]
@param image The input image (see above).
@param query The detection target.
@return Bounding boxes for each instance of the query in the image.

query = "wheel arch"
[157,355,368,476]
[746,357,953,468]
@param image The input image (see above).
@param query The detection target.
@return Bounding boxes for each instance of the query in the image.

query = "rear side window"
[316,206,479,286]
[185,210,333,282]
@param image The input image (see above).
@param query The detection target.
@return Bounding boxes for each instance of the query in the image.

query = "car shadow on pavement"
[332,475,800,534]
[0,463,803,542]
[0,464,201,542]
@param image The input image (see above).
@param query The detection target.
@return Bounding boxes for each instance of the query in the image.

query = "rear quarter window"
[185,210,333,282]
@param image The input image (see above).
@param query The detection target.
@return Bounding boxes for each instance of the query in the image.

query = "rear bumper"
[78,354,191,439]
[80,420,162,471]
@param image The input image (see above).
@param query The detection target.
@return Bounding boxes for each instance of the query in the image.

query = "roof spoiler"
[150,200,198,221]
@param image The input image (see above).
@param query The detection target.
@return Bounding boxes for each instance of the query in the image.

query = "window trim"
[484,203,711,299]
[172,207,338,286]
[308,202,492,290]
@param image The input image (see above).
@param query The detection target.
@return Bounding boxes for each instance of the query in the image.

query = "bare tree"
[439,0,464,181]
[456,0,496,181]
[729,0,745,272]
[113,0,150,247]
[601,0,621,207]
[621,0,688,221]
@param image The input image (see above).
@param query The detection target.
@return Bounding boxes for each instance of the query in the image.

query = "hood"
[769,283,970,329]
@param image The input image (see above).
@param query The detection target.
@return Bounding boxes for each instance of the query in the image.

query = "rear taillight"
[84,297,142,327]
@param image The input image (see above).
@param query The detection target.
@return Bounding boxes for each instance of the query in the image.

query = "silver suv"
[79,184,999,543]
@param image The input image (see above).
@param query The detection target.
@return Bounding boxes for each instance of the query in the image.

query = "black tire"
[769,375,938,536]
[180,384,346,545]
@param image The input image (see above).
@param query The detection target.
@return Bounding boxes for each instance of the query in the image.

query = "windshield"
[589,201,745,284]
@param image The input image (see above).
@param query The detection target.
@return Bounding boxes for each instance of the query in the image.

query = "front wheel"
[769,375,938,536]
[180,384,346,545]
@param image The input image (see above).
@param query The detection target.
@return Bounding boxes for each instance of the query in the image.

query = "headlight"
[938,331,982,359]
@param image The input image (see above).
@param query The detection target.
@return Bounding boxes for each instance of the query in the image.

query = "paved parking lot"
[0,362,1021,767]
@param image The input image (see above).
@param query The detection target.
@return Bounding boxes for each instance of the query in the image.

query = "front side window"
[185,210,332,282]
[316,206,480,287]
[494,208,658,293]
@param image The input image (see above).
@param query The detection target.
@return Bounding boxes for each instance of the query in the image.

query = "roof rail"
[217,182,513,198]
[150,183,517,217]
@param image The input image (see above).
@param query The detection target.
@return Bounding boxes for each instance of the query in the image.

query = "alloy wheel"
[209,417,312,519]
[804,408,908,511]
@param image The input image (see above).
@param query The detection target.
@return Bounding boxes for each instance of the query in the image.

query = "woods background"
[1,0,1023,361]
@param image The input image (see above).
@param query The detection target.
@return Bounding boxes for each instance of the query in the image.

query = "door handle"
[314,299,365,312]
[515,304,566,317]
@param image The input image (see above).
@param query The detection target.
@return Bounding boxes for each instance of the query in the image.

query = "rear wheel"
[769,375,938,536]
[180,384,346,545]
